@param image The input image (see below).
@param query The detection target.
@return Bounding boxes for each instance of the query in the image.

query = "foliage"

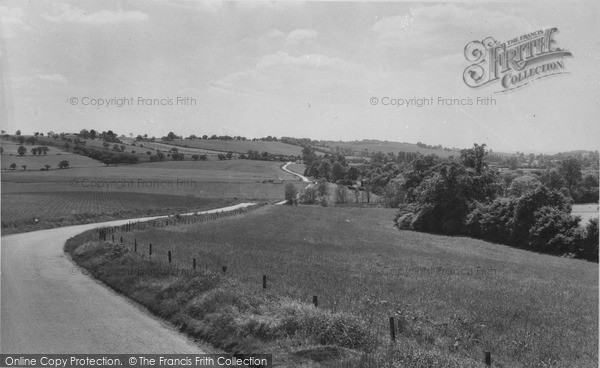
[284,183,297,204]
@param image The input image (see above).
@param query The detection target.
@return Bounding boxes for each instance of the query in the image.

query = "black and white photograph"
[1,1,598,367]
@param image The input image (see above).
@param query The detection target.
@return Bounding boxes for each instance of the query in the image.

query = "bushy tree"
[510,186,571,245]
[507,175,543,197]
[528,206,581,254]
[317,178,328,197]
[284,183,297,204]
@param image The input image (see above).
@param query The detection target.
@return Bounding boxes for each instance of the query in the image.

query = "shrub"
[528,206,581,254]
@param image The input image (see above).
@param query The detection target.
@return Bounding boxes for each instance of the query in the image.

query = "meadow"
[572,203,600,224]
[170,139,303,156]
[1,160,305,234]
[0,140,104,170]
[74,205,598,368]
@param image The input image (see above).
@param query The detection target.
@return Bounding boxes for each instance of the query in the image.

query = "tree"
[331,161,346,182]
[15,130,21,135]
[317,178,329,197]
[191,154,199,161]
[21,165,27,171]
[44,164,51,171]
[507,175,542,197]
[284,183,297,204]
[17,146,27,156]
[347,166,359,181]
[10,163,16,170]
[460,143,487,174]
[559,157,582,193]
[226,151,233,160]
[318,160,331,180]
[58,160,70,169]
[335,185,349,204]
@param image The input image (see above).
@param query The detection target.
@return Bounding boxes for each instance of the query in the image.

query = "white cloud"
[267,28,285,38]
[212,51,375,103]
[0,5,34,37]
[369,4,535,67]
[42,4,148,24]
[286,28,318,44]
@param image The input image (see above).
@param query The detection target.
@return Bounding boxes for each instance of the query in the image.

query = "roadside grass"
[66,206,597,367]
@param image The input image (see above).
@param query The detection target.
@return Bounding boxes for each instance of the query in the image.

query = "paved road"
[281,162,310,182]
[0,203,255,353]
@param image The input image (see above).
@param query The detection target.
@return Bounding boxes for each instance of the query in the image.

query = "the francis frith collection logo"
[463,28,573,92]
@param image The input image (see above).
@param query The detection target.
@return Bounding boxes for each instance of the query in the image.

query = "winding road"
[281,162,310,182]
[0,203,254,353]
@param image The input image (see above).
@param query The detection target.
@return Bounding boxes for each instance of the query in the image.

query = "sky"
[1,0,599,153]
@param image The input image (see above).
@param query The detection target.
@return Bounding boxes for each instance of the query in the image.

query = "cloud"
[211,51,375,103]
[286,29,318,44]
[369,4,535,67]
[0,5,34,37]
[42,4,148,24]
[267,28,285,39]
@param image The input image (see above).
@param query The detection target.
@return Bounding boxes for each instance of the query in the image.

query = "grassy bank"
[65,206,598,367]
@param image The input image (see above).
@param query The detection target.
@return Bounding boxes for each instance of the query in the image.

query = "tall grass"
[67,205,598,367]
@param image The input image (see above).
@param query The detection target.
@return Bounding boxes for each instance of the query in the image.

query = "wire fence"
[95,202,495,367]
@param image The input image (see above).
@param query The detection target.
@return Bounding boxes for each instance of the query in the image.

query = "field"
[0,140,104,170]
[1,191,230,233]
[170,139,303,156]
[318,140,459,158]
[572,203,599,224]
[100,205,598,368]
[1,160,306,234]
[81,139,223,159]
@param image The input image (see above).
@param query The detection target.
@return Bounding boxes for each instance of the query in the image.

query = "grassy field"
[170,139,303,156]
[72,205,598,367]
[1,192,231,234]
[0,140,104,170]
[572,203,599,224]
[1,160,305,234]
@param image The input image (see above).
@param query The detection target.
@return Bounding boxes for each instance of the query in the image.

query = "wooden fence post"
[262,275,267,289]
[149,244,152,258]
[313,295,318,307]
[168,251,172,263]
[389,317,396,342]
[485,352,491,366]
[193,258,196,270]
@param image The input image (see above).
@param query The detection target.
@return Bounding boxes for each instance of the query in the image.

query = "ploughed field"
[120,205,597,368]
[1,160,305,234]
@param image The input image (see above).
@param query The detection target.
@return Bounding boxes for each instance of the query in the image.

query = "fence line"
[95,202,494,366]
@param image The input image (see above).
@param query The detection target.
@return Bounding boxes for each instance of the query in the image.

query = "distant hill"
[168,139,303,156]
[316,140,460,158]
